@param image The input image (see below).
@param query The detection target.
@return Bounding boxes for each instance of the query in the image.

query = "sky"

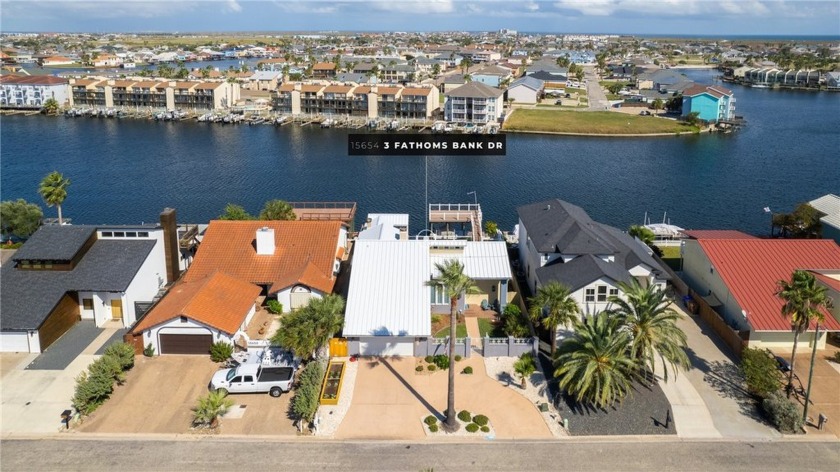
[1,0,839,36]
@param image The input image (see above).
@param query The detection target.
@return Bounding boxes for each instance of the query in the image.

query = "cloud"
[525,1,540,11]
[371,0,455,14]
[224,0,242,12]
[1,1,201,21]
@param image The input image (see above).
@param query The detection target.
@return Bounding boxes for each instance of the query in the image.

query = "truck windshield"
[225,368,236,382]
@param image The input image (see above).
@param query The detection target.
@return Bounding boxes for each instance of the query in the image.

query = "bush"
[462,366,473,374]
[465,423,479,433]
[454,355,462,362]
[427,364,437,372]
[416,365,424,372]
[762,391,804,433]
[741,348,782,399]
[473,414,488,426]
[431,315,442,325]
[480,425,490,433]
[432,355,450,370]
[502,304,530,338]
[833,351,840,364]
[143,343,156,357]
[210,342,234,363]
[457,410,471,422]
[266,300,283,314]
[292,361,325,424]
[428,424,439,433]
[192,390,233,428]
[103,342,135,371]
[424,415,438,426]
[425,355,434,364]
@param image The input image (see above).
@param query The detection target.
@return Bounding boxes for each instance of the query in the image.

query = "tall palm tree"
[608,280,689,381]
[776,270,834,397]
[554,312,640,409]
[38,171,70,225]
[528,281,580,354]
[426,259,477,432]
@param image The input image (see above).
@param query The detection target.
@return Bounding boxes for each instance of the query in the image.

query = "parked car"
[209,362,296,397]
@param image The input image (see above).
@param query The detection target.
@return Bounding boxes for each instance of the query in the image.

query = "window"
[585,288,595,302]
[609,288,619,297]
[113,232,125,237]
[180,316,188,323]
[138,232,149,237]
[231,376,242,383]
[126,232,137,237]
[82,298,94,311]
[101,231,113,237]
[430,284,447,304]
[243,376,254,383]
[597,285,608,302]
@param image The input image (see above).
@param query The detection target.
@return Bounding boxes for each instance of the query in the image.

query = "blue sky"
[2,1,839,36]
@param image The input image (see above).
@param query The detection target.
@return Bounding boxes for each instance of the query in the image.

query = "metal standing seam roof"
[809,194,840,229]
[697,239,840,332]
[509,76,545,92]
[429,240,511,280]
[684,230,757,240]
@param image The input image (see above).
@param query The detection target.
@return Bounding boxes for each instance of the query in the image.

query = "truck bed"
[258,367,294,383]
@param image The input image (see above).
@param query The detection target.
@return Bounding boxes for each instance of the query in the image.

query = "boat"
[320,118,334,128]
[387,120,400,131]
[443,123,454,133]
[750,83,770,89]
[431,121,446,133]
[274,116,287,125]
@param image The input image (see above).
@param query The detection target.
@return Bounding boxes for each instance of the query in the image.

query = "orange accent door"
[111,299,123,320]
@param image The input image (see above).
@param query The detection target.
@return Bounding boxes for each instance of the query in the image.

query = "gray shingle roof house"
[516,199,670,316]
[1,224,170,353]
[444,81,504,99]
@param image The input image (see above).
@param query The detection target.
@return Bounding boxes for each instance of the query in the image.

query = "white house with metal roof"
[506,76,545,104]
[357,213,409,241]
[343,239,511,356]
[810,194,840,245]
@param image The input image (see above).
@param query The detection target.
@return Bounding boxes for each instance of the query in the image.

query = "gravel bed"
[421,415,496,438]
[483,356,569,438]
[314,358,358,437]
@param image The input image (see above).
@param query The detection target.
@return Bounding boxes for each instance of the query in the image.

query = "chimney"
[160,208,180,283]
[256,227,275,255]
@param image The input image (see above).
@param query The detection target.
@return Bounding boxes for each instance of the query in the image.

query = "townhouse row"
[67,78,240,111]
[272,82,440,120]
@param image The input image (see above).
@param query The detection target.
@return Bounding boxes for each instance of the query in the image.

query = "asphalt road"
[2,437,838,471]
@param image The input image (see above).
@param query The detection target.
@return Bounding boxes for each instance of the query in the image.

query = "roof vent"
[546,204,551,211]
[256,227,275,255]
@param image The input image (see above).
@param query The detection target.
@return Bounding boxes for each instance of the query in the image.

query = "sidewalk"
[465,317,481,348]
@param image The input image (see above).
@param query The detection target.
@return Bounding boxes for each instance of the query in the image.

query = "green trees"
[219,203,254,220]
[607,281,689,381]
[513,351,537,389]
[483,220,498,239]
[292,360,325,430]
[38,171,70,224]
[41,97,59,115]
[210,342,234,363]
[684,111,701,126]
[606,82,624,95]
[772,203,822,238]
[628,225,655,246]
[192,390,233,429]
[775,270,833,397]
[554,312,639,409]
[460,57,473,75]
[528,281,580,354]
[0,199,43,239]
[72,342,135,415]
[651,98,664,115]
[259,199,297,220]
[741,348,783,399]
[426,259,477,432]
[501,304,530,338]
[270,294,345,360]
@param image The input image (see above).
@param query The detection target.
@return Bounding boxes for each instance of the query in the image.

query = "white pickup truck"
[209,363,296,397]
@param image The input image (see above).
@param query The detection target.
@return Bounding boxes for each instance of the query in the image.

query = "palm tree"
[270,294,345,360]
[528,281,580,354]
[426,259,477,432]
[513,351,537,389]
[554,312,640,409]
[259,199,297,220]
[192,390,233,429]
[608,280,689,381]
[38,171,70,224]
[776,270,834,397]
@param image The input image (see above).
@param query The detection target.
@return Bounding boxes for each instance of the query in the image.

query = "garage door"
[1,332,31,353]
[159,333,213,355]
[360,337,414,357]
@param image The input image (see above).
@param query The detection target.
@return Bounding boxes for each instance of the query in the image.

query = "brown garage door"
[159,333,213,355]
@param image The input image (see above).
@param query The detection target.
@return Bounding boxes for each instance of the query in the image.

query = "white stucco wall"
[681,239,747,330]
[507,85,539,104]
[748,330,827,350]
[0,331,41,353]
[274,286,325,313]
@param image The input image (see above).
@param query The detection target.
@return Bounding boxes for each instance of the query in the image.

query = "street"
[1,437,838,471]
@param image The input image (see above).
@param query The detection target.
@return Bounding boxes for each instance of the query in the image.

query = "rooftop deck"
[429,203,483,241]
[288,201,357,229]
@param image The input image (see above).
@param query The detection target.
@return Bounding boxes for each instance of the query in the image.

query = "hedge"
[72,342,136,415]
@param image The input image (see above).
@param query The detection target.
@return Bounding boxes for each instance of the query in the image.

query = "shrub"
[104,342,135,371]
[192,390,233,428]
[91,353,125,386]
[480,425,490,433]
[210,342,234,363]
[72,370,114,415]
[454,355,462,362]
[457,410,471,422]
[292,361,325,424]
[143,343,156,357]
[833,351,840,364]
[465,423,479,433]
[431,314,443,325]
[425,355,434,364]
[502,304,530,338]
[472,414,488,426]
[424,415,438,426]
[427,364,437,372]
[762,391,804,433]
[741,348,782,399]
[266,300,283,314]
[428,424,439,433]
[462,366,473,375]
[432,355,450,370]
[416,365,424,372]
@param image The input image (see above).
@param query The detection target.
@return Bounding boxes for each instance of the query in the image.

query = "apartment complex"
[68,78,240,111]
[272,82,440,119]
[0,75,69,108]
[443,82,504,124]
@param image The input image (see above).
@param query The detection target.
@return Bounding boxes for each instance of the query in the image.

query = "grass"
[503,109,700,135]
[478,318,505,338]
[434,322,467,339]
[660,246,681,259]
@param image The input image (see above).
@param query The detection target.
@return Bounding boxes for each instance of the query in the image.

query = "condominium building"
[0,75,69,108]
[443,82,504,124]
[68,78,239,110]
[271,82,439,119]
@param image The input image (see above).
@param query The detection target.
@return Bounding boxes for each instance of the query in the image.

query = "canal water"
[2,69,838,234]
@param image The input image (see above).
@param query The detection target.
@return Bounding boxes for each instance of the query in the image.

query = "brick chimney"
[160,208,180,283]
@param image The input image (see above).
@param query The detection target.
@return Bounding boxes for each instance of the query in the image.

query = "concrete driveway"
[336,356,551,440]
[77,355,297,435]
[772,343,840,438]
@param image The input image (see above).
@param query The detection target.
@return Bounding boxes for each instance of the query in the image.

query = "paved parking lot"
[77,355,297,435]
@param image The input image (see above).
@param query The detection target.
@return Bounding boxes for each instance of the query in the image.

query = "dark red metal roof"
[698,239,840,332]
[684,230,756,240]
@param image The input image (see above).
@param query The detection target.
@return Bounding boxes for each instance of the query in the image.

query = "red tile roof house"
[681,230,840,349]
[128,220,347,354]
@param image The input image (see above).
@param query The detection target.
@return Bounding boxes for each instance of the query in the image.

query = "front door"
[111,299,123,321]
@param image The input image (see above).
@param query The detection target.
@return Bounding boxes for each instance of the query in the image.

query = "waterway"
[1,69,838,235]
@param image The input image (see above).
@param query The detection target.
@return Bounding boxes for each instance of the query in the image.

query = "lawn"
[478,318,505,338]
[503,109,700,135]
[660,246,681,259]
[434,322,467,338]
